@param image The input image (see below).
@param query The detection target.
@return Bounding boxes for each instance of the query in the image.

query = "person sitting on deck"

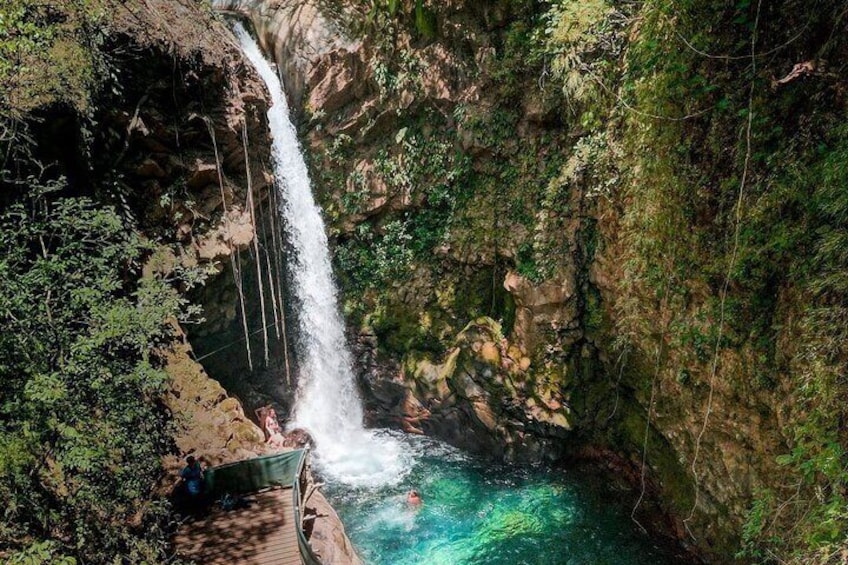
[407,489,422,506]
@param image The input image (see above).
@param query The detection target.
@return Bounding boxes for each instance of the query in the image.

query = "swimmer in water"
[407,489,422,506]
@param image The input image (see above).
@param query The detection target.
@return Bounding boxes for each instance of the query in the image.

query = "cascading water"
[235,24,407,486]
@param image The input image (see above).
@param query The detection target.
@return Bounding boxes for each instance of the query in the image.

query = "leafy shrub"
[0,188,185,562]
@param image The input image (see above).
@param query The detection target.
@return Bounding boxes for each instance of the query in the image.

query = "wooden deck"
[174,487,302,564]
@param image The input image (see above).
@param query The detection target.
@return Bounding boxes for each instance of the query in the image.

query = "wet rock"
[282,428,314,449]
[359,317,572,462]
[305,490,364,565]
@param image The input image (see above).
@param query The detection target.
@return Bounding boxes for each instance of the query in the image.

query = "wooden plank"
[256,545,302,557]
[205,546,301,562]
[173,487,302,565]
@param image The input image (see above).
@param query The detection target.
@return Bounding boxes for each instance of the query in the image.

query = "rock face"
[362,316,571,461]
[503,270,579,354]
[97,0,300,421]
[211,0,359,108]
[161,335,269,478]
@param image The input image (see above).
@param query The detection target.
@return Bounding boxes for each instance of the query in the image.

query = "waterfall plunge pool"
[319,430,686,565]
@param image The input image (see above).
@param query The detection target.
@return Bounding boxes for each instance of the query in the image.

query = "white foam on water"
[234,23,407,487]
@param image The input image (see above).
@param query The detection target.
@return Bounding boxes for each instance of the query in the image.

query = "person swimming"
[406,489,422,506]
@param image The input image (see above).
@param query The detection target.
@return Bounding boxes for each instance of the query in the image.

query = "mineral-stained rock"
[194,207,255,260]
[503,270,578,353]
[362,317,572,461]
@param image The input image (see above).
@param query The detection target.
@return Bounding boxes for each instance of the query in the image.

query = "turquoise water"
[322,432,684,565]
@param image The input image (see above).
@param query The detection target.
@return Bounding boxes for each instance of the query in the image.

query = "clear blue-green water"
[321,431,684,565]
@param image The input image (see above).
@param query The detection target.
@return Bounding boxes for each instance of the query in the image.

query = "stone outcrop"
[161,335,268,479]
[361,317,571,461]
[503,270,579,354]
[305,491,364,565]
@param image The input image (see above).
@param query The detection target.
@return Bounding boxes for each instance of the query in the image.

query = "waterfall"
[235,24,406,487]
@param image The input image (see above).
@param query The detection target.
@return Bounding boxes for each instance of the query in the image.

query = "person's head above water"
[407,489,422,505]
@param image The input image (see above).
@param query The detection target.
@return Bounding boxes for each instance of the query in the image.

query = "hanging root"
[683,0,762,538]
[256,168,282,343]
[194,320,278,363]
[204,116,228,215]
[267,186,292,386]
[605,345,630,424]
[204,114,254,371]
[242,120,270,366]
[231,248,254,372]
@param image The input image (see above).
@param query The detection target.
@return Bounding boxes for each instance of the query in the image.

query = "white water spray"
[235,24,407,487]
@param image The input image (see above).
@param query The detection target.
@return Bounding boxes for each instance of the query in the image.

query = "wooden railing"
[293,449,322,565]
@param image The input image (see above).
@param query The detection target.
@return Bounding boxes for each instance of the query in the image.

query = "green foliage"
[6,540,77,565]
[489,18,537,100]
[336,220,415,289]
[333,121,469,291]
[364,0,437,41]
[372,50,425,101]
[536,0,626,108]
[0,0,106,117]
[0,188,185,562]
[515,242,542,282]
[595,0,848,558]
[413,0,436,40]
[741,127,848,562]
